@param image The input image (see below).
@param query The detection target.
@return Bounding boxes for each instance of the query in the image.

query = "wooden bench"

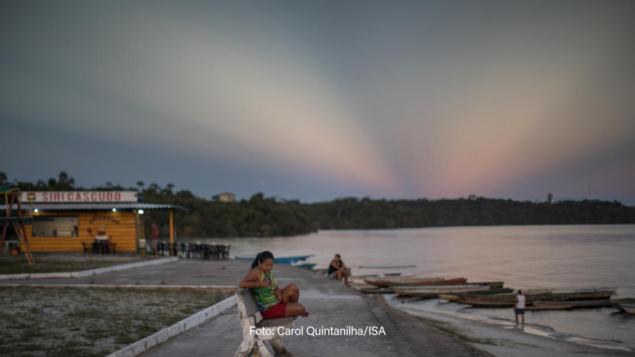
[234,288,298,357]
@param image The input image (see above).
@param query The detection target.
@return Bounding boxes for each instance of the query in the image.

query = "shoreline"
[388,298,634,356]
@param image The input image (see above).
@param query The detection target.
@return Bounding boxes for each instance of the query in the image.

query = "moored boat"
[235,254,314,265]
[382,277,467,287]
[526,304,572,311]
[392,285,490,298]
[391,281,504,291]
[461,299,517,308]
[533,299,611,308]
[293,263,317,270]
[618,303,635,314]
[364,276,436,287]
[349,273,401,285]
[439,288,514,301]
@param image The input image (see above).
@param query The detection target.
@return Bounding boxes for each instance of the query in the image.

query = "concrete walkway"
[3,259,490,356]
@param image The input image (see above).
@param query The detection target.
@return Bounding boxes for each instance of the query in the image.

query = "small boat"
[618,303,635,314]
[550,287,617,295]
[610,298,635,305]
[391,281,504,291]
[293,263,316,270]
[349,273,401,285]
[439,288,514,301]
[533,299,611,308]
[363,276,424,287]
[235,254,314,265]
[461,299,517,308]
[392,285,490,298]
[358,265,417,269]
[526,304,572,311]
[382,277,467,287]
[356,285,394,294]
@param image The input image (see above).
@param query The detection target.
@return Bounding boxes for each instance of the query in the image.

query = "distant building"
[212,192,236,202]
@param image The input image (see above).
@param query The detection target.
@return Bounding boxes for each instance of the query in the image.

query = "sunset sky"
[1,0,634,204]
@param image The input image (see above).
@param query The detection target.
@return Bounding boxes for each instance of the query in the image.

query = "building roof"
[0,203,187,212]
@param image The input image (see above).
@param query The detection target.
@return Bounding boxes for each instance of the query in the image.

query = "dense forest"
[2,172,635,238]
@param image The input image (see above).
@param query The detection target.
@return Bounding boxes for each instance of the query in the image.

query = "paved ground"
[2,259,491,356]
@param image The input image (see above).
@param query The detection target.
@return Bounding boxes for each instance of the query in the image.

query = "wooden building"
[1,191,184,253]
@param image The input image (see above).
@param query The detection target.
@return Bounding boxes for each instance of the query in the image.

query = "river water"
[196,225,635,351]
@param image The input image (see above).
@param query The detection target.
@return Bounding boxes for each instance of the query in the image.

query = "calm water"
[195,225,635,351]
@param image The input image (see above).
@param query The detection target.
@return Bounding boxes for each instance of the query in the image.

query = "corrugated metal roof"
[0,203,187,212]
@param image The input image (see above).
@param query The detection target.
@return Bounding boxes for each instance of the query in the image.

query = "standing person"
[328,254,349,285]
[515,290,526,327]
[150,224,160,257]
[238,251,309,319]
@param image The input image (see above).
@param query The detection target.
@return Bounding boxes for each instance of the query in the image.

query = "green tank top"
[252,269,278,311]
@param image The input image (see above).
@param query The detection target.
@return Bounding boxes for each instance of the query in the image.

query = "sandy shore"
[390,300,635,356]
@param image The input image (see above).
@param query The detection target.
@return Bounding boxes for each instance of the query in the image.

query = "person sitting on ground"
[328,253,349,285]
[515,290,526,327]
[238,251,309,319]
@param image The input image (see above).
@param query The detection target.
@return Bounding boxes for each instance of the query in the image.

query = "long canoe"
[358,265,417,269]
[526,304,572,311]
[462,299,517,308]
[349,273,401,285]
[382,277,467,287]
[439,288,515,301]
[550,287,617,294]
[234,254,314,265]
[533,299,611,308]
[618,303,635,314]
[391,281,504,291]
[357,286,394,294]
[458,291,614,303]
[610,298,635,305]
[395,286,491,298]
[364,276,438,287]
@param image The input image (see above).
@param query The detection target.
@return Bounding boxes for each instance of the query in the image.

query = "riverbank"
[391,301,634,356]
[1,259,487,356]
[2,258,631,356]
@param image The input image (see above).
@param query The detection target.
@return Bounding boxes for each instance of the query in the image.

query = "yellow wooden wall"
[26,211,137,252]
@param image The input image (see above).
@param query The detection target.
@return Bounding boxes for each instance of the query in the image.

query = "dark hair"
[251,251,274,270]
[518,290,522,295]
[335,254,341,258]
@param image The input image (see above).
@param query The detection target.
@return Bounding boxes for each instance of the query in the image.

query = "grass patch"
[0,256,153,275]
[416,316,500,346]
[0,286,230,357]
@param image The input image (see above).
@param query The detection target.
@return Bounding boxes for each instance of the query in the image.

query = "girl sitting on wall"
[238,251,310,319]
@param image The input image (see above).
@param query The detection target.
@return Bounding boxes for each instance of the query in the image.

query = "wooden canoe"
[392,285,490,298]
[533,299,611,308]
[363,275,420,287]
[458,291,613,303]
[610,298,635,305]
[358,286,394,294]
[526,304,572,311]
[391,281,503,291]
[349,273,401,285]
[618,303,635,314]
[550,287,617,294]
[462,288,515,295]
[439,288,515,301]
[382,277,467,287]
[461,299,517,308]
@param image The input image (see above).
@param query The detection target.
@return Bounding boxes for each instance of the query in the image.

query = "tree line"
[2,172,634,238]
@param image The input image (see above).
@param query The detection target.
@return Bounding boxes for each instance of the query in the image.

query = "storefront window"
[32,217,79,237]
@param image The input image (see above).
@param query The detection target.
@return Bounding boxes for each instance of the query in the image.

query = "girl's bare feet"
[301,311,310,317]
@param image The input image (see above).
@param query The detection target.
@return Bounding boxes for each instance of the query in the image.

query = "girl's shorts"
[261,303,287,319]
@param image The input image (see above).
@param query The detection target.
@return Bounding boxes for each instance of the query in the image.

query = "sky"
[1,0,634,204]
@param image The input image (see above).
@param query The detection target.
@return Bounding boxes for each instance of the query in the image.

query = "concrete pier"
[2,259,490,356]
